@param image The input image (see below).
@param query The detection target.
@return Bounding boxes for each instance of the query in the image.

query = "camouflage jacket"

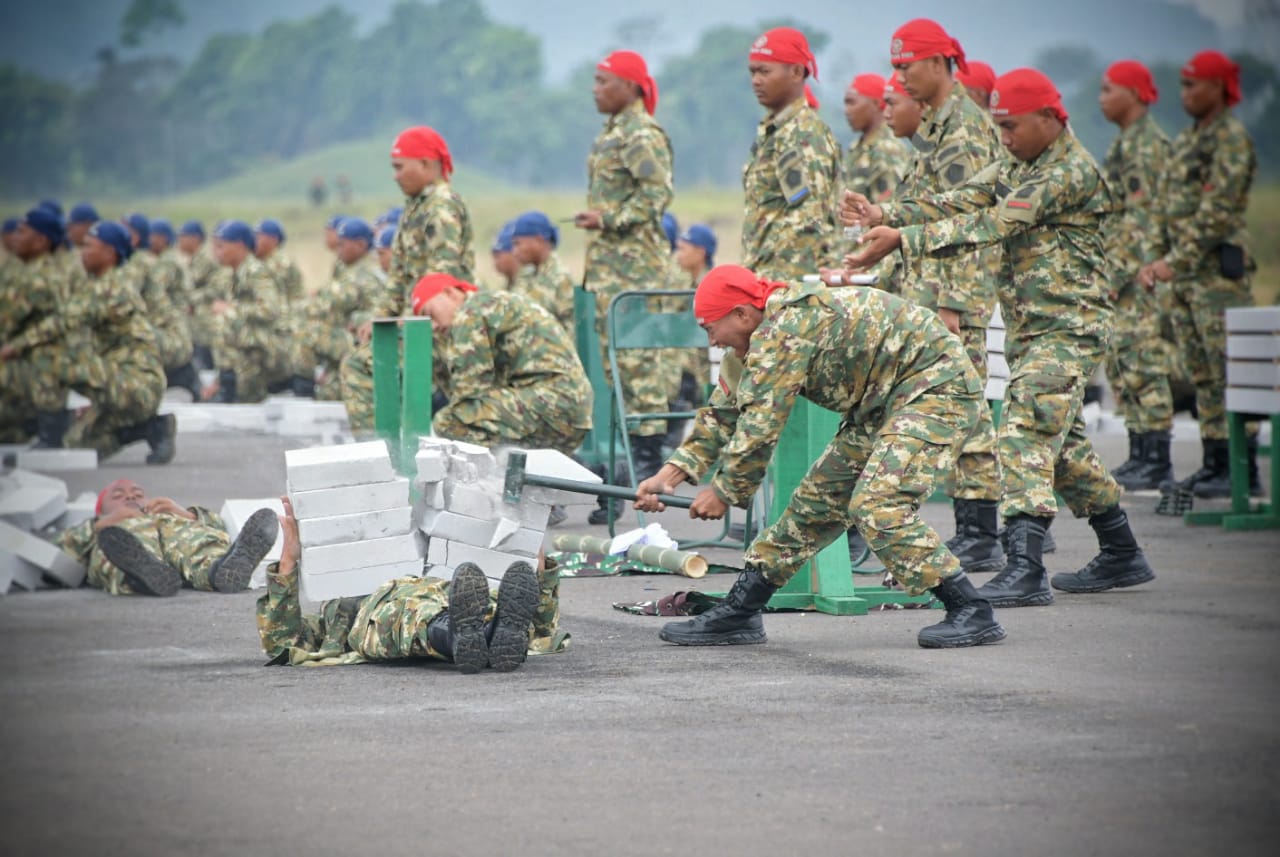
[584,99,673,292]
[887,130,1116,371]
[186,246,221,292]
[59,506,225,567]
[79,265,158,355]
[323,252,387,330]
[844,122,912,203]
[1102,112,1171,289]
[4,252,68,353]
[225,255,290,350]
[261,250,305,307]
[669,282,979,506]
[742,97,841,279]
[511,252,576,331]
[1157,110,1256,279]
[133,249,190,335]
[0,253,23,340]
[380,182,476,317]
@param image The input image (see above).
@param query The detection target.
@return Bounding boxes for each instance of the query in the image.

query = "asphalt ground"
[2,429,1278,857]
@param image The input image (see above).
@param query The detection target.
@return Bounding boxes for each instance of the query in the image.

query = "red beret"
[749,27,819,80]
[693,265,789,325]
[804,84,819,109]
[391,126,454,179]
[990,68,1068,123]
[957,61,996,93]
[850,73,887,107]
[598,50,658,115]
[890,19,968,74]
[1105,60,1158,104]
[411,273,477,315]
[1182,50,1241,106]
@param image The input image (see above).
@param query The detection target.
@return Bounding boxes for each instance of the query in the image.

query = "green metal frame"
[572,287,614,473]
[1184,412,1279,531]
[371,317,434,482]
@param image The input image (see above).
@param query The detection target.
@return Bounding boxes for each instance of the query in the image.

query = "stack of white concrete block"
[416,438,600,584]
[1226,306,1280,415]
[0,468,89,594]
[985,305,1009,403]
[285,439,419,602]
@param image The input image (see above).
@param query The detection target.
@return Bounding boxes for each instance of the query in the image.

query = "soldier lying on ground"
[59,478,278,597]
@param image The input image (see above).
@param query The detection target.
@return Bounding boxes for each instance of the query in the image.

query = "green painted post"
[1187,412,1280,531]
[573,286,614,470]
[372,319,402,467]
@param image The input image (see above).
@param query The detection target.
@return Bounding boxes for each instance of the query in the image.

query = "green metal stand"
[572,286,615,472]
[371,317,434,481]
[1184,412,1279,531]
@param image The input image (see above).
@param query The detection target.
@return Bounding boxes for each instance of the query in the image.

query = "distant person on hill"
[309,176,327,208]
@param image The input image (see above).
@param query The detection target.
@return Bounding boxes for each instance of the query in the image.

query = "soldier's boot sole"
[658,624,768,646]
[488,562,540,673]
[1050,561,1156,594]
[980,590,1055,608]
[97,527,182,597]
[208,508,279,593]
[917,620,1007,649]
[448,563,491,675]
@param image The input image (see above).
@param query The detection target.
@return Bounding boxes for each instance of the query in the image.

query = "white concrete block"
[301,533,422,577]
[419,509,495,546]
[502,499,552,530]
[423,563,452,581]
[220,498,285,589]
[51,492,98,532]
[986,327,1005,353]
[985,378,1007,402]
[0,519,85,588]
[159,402,268,433]
[0,469,68,531]
[426,536,448,566]
[493,526,544,557]
[417,436,453,451]
[489,516,519,549]
[300,558,425,602]
[413,448,449,484]
[419,481,446,511]
[289,477,410,520]
[443,481,497,520]
[1227,334,1280,360]
[1226,306,1280,332]
[1227,361,1280,389]
[446,440,496,482]
[499,448,603,507]
[0,447,98,472]
[299,506,413,548]
[987,354,1011,381]
[1226,387,1280,414]
[2,552,45,591]
[444,540,527,583]
[285,439,396,493]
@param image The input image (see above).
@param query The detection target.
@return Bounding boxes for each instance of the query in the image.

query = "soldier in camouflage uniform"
[143,218,200,398]
[844,68,1157,606]
[635,266,1006,649]
[340,126,475,434]
[255,218,312,396]
[205,220,293,404]
[842,73,912,205]
[1097,61,1175,491]
[177,221,222,370]
[573,49,674,497]
[510,210,576,332]
[58,478,278,597]
[410,274,591,454]
[491,220,520,288]
[1139,51,1259,500]
[256,497,550,674]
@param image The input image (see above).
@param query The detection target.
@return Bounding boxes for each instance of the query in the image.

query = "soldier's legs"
[998,370,1090,521]
[529,556,569,655]
[951,325,1000,501]
[340,342,376,433]
[1054,414,1124,517]
[595,289,667,439]
[1176,275,1253,440]
[86,516,167,595]
[156,517,233,591]
[67,357,164,458]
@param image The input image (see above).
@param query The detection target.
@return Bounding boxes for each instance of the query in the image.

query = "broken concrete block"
[443,540,530,583]
[498,499,551,531]
[220,498,285,589]
[0,447,98,472]
[493,527,544,557]
[446,440,496,481]
[289,477,410,520]
[298,506,413,548]
[426,537,448,566]
[301,533,423,576]
[285,439,396,493]
[443,481,497,520]
[0,519,86,588]
[489,516,519,549]
[414,448,449,484]
[506,448,602,506]
[0,469,69,531]
[300,558,425,602]
[1,552,45,592]
[420,481,446,511]
[51,492,98,532]
[419,509,495,547]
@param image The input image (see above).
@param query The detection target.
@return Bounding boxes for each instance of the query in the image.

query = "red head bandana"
[850,73,888,107]
[749,27,819,80]
[95,478,132,515]
[411,273,478,315]
[890,18,968,75]
[598,50,659,115]
[391,126,454,179]
[1182,50,1241,106]
[957,60,996,93]
[1105,60,1159,104]
[885,74,909,99]
[804,84,819,109]
[693,265,789,324]
[990,68,1069,123]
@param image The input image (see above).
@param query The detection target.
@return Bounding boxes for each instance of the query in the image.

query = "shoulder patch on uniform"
[996,181,1043,223]
[624,139,663,182]
[776,147,811,206]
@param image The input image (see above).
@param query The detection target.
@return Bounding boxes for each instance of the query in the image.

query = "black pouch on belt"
[1218,243,1246,280]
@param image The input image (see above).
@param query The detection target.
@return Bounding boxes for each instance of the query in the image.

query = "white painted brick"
[1226,387,1280,414]
[986,378,1007,402]
[285,439,396,492]
[419,481,446,511]
[413,448,449,484]
[301,533,422,576]
[1227,334,1280,360]
[51,492,98,532]
[426,537,448,565]
[1226,306,1280,332]
[298,506,413,548]
[493,526,544,557]
[446,440,496,482]
[300,558,424,601]
[419,509,495,546]
[1,552,45,591]
[986,327,1006,353]
[0,448,98,472]
[289,477,409,520]
[1227,361,1280,388]
[988,354,1011,381]
[444,540,528,583]
[0,519,85,588]
[443,481,498,519]
[0,470,68,531]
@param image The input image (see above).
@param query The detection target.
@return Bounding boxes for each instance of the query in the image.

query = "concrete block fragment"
[50,492,98,532]
[301,533,423,577]
[285,439,396,493]
[426,537,448,566]
[0,469,69,530]
[413,448,449,484]
[500,499,551,531]
[443,481,497,519]
[419,509,495,546]
[445,541,528,583]
[489,516,519,549]
[493,526,544,557]
[0,519,86,588]
[300,558,425,602]
[299,506,413,548]
[289,477,409,520]
[446,441,496,482]
[2,553,45,591]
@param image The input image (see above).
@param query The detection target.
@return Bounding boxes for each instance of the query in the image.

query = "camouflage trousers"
[86,513,230,595]
[746,378,981,596]
[433,383,590,456]
[998,351,1123,521]
[596,288,670,438]
[1105,285,1173,432]
[67,349,165,458]
[1167,273,1253,440]
[303,325,353,402]
[950,325,1001,501]
[339,341,376,433]
[153,321,194,371]
[0,344,71,412]
[214,345,292,404]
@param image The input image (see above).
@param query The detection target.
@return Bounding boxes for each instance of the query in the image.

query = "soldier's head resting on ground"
[594,50,657,116]
[97,479,144,517]
[748,27,816,112]
[1099,60,1158,127]
[149,218,175,254]
[254,218,286,259]
[336,217,373,264]
[989,68,1068,162]
[889,18,966,107]
[82,221,132,274]
[390,126,453,197]
[510,211,558,268]
[214,220,255,268]
[884,74,923,139]
[410,272,478,334]
[692,264,789,358]
[1179,50,1241,120]
[66,203,99,248]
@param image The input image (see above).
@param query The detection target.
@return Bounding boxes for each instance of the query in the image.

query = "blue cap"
[510,211,559,248]
[662,212,679,251]
[88,221,133,263]
[123,212,149,247]
[179,220,205,239]
[491,220,516,254]
[38,198,63,218]
[22,206,65,247]
[336,217,373,243]
[215,219,256,251]
[376,226,395,249]
[68,203,99,225]
[678,224,717,267]
[150,218,175,246]
[3,217,20,234]
[326,214,348,230]
[255,218,285,243]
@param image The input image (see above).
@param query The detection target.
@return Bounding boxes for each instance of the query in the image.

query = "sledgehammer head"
[502,450,528,505]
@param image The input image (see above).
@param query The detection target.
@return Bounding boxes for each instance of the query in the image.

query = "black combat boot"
[95,526,182,596]
[210,369,238,403]
[291,375,316,398]
[1116,430,1173,491]
[998,521,1056,554]
[659,566,778,645]
[1051,506,1156,593]
[32,410,70,449]
[114,420,151,453]
[425,563,491,674]
[1163,438,1223,494]
[485,561,540,673]
[166,361,202,400]
[1190,439,1233,498]
[917,572,1007,648]
[206,508,279,593]
[945,499,1006,573]
[192,345,214,371]
[630,434,666,483]
[144,413,177,465]
[1111,430,1143,480]
[975,515,1054,607]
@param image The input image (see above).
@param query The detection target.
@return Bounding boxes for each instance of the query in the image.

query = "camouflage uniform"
[128,249,193,370]
[511,252,576,333]
[304,253,386,401]
[185,247,225,356]
[261,249,305,308]
[58,507,231,595]
[583,98,674,437]
[1155,110,1256,441]
[341,182,474,432]
[669,283,983,594]
[885,130,1121,521]
[843,121,913,204]
[432,291,592,454]
[1101,113,1173,431]
[213,255,292,403]
[0,253,74,419]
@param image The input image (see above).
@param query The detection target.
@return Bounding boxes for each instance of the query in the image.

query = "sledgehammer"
[502,451,693,509]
